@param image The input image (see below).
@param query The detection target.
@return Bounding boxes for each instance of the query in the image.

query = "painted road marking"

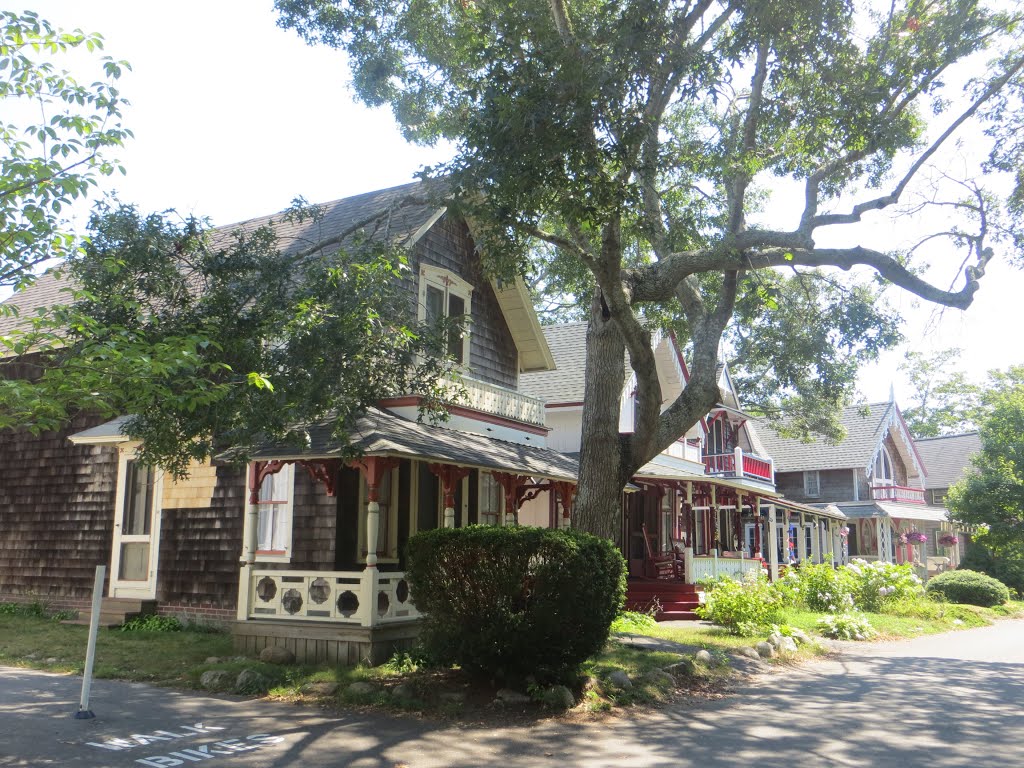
[81,723,285,766]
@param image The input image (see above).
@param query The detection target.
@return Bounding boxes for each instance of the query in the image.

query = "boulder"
[235,668,269,695]
[204,656,222,665]
[259,646,296,665]
[302,681,340,696]
[734,646,761,659]
[391,682,416,700]
[695,649,714,666]
[766,632,784,649]
[539,685,576,710]
[607,670,633,690]
[346,682,377,696]
[778,636,799,654]
[495,688,531,705]
[790,629,812,646]
[755,641,776,659]
[666,659,697,677]
[642,670,676,689]
[200,670,233,690]
[439,691,467,704]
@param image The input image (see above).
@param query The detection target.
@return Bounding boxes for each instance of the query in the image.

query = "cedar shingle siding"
[413,216,519,389]
[0,415,118,607]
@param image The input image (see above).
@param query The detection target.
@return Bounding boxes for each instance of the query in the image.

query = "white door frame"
[109,446,163,599]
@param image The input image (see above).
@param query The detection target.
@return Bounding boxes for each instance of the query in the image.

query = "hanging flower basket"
[906,532,929,544]
[839,526,850,538]
[938,533,960,547]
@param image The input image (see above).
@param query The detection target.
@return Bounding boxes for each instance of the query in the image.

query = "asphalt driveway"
[2,619,1023,767]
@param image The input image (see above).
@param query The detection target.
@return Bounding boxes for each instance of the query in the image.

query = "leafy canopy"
[0,10,131,290]
[0,200,459,476]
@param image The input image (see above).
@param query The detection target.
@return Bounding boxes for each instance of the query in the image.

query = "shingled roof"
[756,402,900,474]
[519,323,632,404]
[914,432,982,490]
[0,181,442,337]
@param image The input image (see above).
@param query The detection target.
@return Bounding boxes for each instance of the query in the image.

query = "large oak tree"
[276,0,1024,538]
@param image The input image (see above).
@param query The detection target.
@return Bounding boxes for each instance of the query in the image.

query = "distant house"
[0,181,582,663]
[913,432,982,507]
[518,323,845,618]
[758,397,962,574]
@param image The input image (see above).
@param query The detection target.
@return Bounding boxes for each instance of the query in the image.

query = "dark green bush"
[960,544,1024,597]
[926,569,1011,607]
[405,525,626,683]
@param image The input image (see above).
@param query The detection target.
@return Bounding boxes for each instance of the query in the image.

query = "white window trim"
[255,463,295,564]
[479,471,504,527]
[418,264,474,367]
[803,470,821,498]
[873,446,894,485]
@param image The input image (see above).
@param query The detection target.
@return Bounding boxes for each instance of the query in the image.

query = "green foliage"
[0,601,72,621]
[405,525,626,683]
[900,348,980,438]
[843,559,923,612]
[120,614,183,632]
[792,562,856,613]
[0,11,131,289]
[816,612,877,641]
[695,571,786,636]
[610,610,659,634]
[926,569,1010,607]
[0,201,460,475]
[960,543,1024,597]
[948,366,1024,556]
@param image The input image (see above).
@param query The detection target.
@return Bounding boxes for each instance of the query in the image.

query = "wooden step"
[61,598,157,628]
[657,610,699,621]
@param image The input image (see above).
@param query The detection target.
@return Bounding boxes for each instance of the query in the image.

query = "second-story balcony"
[871,484,926,504]
[703,447,775,485]
[455,376,547,428]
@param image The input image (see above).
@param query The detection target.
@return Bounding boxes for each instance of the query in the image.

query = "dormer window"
[419,265,473,366]
[873,447,894,485]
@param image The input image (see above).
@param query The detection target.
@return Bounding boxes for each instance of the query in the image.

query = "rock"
[45,658,58,664]
[200,670,233,690]
[495,688,531,705]
[735,646,761,659]
[642,670,676,689]
[439,691,467,704]
[582,675,600,692]
[235,668,269,695]
[302,681,339,696]
[391,682,416,700]
[778,636,799,654]
[695,649,714,665]
[666,659,697,677]
[24,653,38,660]
[346,682,377,696]
[259,646,296,665]
[728,655,768,675]
[539,685,576,710]
[766,632,784,649]
[791,629,812,646]
[204,656,222,664]
[755,641,776,659]
[607,670,633,690]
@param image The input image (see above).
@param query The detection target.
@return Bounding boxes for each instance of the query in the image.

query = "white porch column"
[237,462,264,621]
[797,511,808,562]
[811,519,822,564]
[767,504,779,580]
[876,518,886,562]
[684,547,695,585]
[734,446,744,478]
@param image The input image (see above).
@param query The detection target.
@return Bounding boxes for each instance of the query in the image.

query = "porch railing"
[458,377,547,427]
[870,485,926,504]
[690,555,762,582]
[247,569,421,626]
[703,447,775,484]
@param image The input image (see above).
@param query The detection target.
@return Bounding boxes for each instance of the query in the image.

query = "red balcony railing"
[871,485,926,504]
[703,448,774,484]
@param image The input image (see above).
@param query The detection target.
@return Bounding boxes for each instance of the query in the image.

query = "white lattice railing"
[871,485,926,504]
[248,569,421,625]
[691,556,762,582]
[458,377,546,427]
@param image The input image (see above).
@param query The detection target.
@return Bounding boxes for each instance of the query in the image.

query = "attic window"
[419,266,473,365]
[874,447,894,484]
[803,470,820,498]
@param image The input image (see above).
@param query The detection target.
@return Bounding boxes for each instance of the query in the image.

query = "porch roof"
[834,500,950,523]
[250,407,579,482]
[774,499,847,521]
[634,454,781,498]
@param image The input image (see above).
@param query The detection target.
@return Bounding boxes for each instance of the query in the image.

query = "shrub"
[794,562,855,613]
[816,612,877,640]
[960,544,1024,597]
[843,559,923,612]
[121,614,183,632]
[695,571,785,636]
[405,525,626,683]
[926,569,1010,607]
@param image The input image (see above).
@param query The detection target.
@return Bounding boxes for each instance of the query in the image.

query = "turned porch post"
[767,504,778,580]
[428,464,471,529]
[237,460,285,621]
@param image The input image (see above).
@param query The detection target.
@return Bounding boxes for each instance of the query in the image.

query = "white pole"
[75,564,105,719]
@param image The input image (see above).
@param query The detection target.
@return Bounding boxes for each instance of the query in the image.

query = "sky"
[13,1,1024,408]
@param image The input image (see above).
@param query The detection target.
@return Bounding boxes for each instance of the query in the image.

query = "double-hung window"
[479,472,503,526]
[256,463,294,561]
[419,265,473,366]
[803,470,820,498]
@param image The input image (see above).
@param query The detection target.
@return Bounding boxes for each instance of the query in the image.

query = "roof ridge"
[914,431,981,442]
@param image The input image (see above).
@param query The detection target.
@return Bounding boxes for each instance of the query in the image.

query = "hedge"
[926,569,1010,607]
[405,525,626,682]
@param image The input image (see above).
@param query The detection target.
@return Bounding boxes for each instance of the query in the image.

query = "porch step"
[625,580,703,622]
[62,598,157,628]
[658,610,699,621]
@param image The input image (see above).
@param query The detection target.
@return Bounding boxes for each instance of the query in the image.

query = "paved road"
[2,620,1023,767]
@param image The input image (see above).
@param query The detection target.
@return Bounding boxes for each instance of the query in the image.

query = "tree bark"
[572,291,630,542]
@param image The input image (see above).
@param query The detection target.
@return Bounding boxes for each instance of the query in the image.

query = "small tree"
[0,11,131,290]
[900,348,980,438]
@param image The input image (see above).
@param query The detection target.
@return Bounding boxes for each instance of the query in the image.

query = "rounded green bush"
[926,569,1010,607]
[405,525,626,683]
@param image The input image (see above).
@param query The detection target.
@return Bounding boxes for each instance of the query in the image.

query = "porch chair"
[640,524,683,580]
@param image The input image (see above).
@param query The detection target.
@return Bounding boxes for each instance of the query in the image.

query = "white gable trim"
[865,403,926,482]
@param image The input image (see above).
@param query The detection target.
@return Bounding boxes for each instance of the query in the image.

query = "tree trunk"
[572,293,631,542]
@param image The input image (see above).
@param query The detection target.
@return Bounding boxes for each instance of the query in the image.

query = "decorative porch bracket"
[298,459,342,497]
[349,457,400,568]
[491,472,544,526]
[428,463,472,528]
[550,480,576,528]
